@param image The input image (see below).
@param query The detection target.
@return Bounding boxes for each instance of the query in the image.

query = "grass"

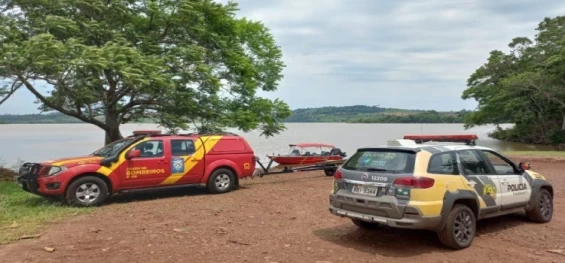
[503,150,565,158]
[0,181,92,244]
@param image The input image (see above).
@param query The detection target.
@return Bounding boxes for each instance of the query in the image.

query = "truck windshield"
[342,149,416,173]
[90,139,134,157]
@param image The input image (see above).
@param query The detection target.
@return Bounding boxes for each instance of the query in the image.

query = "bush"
[0,159,20,181]
[549,129,565,145]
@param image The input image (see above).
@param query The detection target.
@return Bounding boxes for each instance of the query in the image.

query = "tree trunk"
[104,111,123,145]
[562,114,565,131]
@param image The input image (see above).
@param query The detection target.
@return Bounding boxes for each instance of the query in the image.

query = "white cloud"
[2,0,565,114]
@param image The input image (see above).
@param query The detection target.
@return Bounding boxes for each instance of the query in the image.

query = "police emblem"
[172,158,184,173]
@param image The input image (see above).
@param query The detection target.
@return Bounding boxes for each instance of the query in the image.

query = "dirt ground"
[1,156,564,263]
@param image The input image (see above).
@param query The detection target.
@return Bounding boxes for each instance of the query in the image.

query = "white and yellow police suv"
[328,135,554,249]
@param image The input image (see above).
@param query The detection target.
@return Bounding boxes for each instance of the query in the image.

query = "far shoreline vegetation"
[0,105,471,124]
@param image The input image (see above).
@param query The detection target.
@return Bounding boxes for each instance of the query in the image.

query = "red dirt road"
[1,157,564,263]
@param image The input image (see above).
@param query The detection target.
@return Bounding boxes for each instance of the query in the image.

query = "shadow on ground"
[106,185,218,204]
[313,213,531,257]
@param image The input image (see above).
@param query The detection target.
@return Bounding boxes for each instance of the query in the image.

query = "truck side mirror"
[127,149,141,159]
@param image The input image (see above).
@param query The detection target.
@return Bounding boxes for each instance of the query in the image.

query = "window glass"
[133,140,164,157]
[342,150,415,173]
[171,140,196,156]
[428,152,459,175]
[457,150,489,175]
[481,151,516,175]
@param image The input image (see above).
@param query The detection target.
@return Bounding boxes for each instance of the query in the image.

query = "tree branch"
[16,74,108,130]
[0,80,22,105]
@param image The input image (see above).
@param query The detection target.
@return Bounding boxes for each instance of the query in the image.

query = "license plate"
[351,185,378,196]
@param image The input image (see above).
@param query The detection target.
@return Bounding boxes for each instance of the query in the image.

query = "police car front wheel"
[526,188,553,223]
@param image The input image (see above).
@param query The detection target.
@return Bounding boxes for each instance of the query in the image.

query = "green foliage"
[462,15,565,145]
[350,110,468,123]
[286,105,469,123]
[0,182,92,244]
[0,0,290,143]
[0,112,83,124]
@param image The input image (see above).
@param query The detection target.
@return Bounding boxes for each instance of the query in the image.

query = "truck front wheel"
[65,176,109,207]
[207,168,235,194]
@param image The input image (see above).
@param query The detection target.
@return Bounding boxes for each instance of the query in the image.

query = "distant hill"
[286,105,471,123]
[0,106,472,124]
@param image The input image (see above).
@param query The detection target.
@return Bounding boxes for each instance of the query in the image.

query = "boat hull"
[267,155,343,165]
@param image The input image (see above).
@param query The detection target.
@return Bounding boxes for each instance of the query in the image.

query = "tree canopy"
[462,15,565,145]
[0,0,291,143]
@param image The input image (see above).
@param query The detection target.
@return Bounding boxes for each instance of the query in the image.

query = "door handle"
[191,159,201,162]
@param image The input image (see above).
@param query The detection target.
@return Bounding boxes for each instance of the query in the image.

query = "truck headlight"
[47,166,66,176]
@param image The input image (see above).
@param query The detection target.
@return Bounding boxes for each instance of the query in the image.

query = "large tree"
[0,0,291,144]
[462,15,565,145]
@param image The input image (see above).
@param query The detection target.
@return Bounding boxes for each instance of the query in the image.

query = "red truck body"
[16,132,258,206]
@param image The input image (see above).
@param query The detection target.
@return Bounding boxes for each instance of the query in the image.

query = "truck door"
[160,138,206,185]
[121,139,171,188]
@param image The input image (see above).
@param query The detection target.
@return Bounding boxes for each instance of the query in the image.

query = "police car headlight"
[47,166,66,176]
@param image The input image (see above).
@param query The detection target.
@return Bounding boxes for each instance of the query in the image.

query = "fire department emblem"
[172,158,184,173]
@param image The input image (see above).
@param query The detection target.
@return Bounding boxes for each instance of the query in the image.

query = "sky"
[2,0,565,114]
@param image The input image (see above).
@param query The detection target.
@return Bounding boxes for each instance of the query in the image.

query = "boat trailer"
[252,157,345,178]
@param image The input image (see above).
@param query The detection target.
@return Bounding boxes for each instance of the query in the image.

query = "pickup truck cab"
[16,131,258,207]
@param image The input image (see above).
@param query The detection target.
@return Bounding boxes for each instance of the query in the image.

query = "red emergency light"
[403,134,478,144]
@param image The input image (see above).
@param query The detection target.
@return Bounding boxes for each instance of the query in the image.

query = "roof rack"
[179,132,239,136]
[402,134,478,145]
[129,130,239,138]
[132,130,162,136]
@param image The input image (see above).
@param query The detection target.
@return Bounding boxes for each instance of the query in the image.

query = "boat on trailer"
[266,143,347,165]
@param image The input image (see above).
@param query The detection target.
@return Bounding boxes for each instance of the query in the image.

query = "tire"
[437,204,476,249]
[65,176,109,207]
[351,219,380,229]
[526,189,553,223]
[207,168,236,194]
[324,167,336,176]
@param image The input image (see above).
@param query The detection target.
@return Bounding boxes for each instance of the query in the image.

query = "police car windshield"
[342,150,415,173]
[91,139,134,157]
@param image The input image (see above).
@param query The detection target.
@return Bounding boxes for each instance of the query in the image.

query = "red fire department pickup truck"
[16,131,258,207]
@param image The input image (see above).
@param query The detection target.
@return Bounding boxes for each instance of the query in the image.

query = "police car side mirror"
[518,161,531,171]
[127,149,141,159]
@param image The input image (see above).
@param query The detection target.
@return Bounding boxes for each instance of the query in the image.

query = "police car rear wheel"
[65,176,109,207]
[526,188,553,223]
[437,204,476,250]
[207,168,235,194]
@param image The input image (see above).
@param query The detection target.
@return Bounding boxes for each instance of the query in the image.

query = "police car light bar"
[403,134,478,144]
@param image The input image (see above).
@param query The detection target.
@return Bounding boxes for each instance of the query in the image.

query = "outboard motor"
[329,147,347,157]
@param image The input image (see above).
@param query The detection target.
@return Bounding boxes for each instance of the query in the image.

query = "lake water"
[0,123,554,166]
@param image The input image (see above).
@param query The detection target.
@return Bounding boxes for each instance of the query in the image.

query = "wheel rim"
[215,174,231,190]
[76,183,100,203]
[453,211,474,244]
[539,192,553,220]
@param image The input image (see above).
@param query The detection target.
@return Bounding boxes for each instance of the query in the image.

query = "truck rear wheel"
[207,168,235,194]
[65,176,109,207]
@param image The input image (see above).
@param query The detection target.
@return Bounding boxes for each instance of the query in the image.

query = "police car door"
[477,150,531,209]
[456,149,502,212]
